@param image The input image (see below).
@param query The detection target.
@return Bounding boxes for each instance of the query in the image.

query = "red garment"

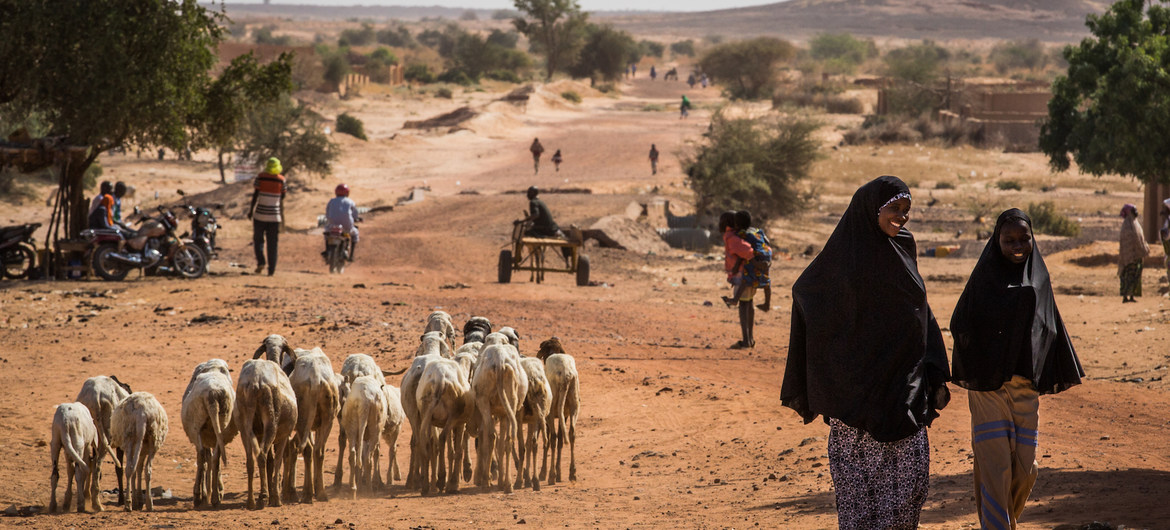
[723,229,752,279]
[100,194,115,226]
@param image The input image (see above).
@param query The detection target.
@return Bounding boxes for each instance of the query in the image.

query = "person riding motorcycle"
[325,184,360,261]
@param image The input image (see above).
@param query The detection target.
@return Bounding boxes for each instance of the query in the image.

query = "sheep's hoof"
[569,470,577,481]
[76,505,86,514]
[93,502,104,513]
[123,504,131,513]
[300,493,313,504]
[49,501,57,514]
[532,481,541,492]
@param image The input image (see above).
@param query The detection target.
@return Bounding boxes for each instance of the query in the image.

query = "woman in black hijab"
[950,208,1083,529]
[781,176,950,530]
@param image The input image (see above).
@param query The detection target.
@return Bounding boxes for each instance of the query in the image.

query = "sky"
[224,0,785,13]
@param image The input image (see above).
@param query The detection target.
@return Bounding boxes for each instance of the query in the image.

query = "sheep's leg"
[75,454,90,513]
[499,415,515,494]
[514,421,526,490]
[434,427,448,494]
[143,448,155,512]
[124,442,141,512]
[315,428,330,501]
[270,440,287,507]
[347,442,359,499]
[210,446,223,508]
[568,416,577,482]
[193,446,206,507]
[372,442,384,491]
[552,416,565,485]
[473,411,493,489]
[446,426,462,494]
[244,440,257,509]
[255,446,269,509]
[281,438,297,502]
[89,449,103,512]
[461,428,473,481]
[332,428,347,489]
[64,459,75,512]
[538,416,551,483]
[115,447,126,507]
[404,430,418,490]
[50,443,60,513]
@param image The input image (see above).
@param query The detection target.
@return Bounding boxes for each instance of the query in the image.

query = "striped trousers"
[968,376,1039,530]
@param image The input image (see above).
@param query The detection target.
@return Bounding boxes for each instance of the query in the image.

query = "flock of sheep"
[47,311,581,513]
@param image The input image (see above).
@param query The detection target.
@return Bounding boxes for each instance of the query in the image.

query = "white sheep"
[332,353,384,488]
[401,345,446,490]
[373,383,406,490]
[233,359,298,509]
[424,310,456,351]
[417,330,453,358]
[110,392,168,512]
[283,348,339,504]
[340,374,387,499]
[517,356,552,491]
[49,402,100,513]
[537,338,579,485]
[462,316,492,345]
[497,326,521,350]
[180,359,238,508]
[75,375,131,506]
[252,334,296,375]
[453,347,481,481]
[471,342,527,493]
[416,357,473,494]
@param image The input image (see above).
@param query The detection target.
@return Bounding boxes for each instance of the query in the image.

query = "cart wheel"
[576,254,590,286]
[498,250,513,284]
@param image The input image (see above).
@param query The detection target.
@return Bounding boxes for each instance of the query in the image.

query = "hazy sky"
[225,0,784,12]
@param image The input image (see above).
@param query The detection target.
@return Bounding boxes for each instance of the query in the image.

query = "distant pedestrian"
[679,95,692,119]
[950,208,1083,530]
[687,73,696,89]
[530,138,545,175]
[700,73,708,88]
[650,66,657,81]
[551,149,563,172]
[248,157,286,276]
[631,64,637,77]
[1118,204,1149,302]
[648,144,659,175]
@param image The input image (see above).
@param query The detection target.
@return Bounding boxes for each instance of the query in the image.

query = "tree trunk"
[218,151,226,184]
[1143,180,1170,243]
[66,159,92,240]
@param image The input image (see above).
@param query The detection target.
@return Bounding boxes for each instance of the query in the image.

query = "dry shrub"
[772,85,863,114]
[842,115,986,146]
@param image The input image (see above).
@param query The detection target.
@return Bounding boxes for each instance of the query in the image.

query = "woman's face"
[877,197,911,237]
[998,218,1033,264]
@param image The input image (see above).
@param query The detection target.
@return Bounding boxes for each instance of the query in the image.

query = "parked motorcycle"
[0,222,40,280]
[323,225,351,274]
[183,205,219,270]
[81,206,207,281]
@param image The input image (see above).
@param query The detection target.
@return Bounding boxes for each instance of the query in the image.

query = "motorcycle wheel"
[328,245,345,274]
[1,244,35,279]
[172,245,207,279]
[92,243,130,281]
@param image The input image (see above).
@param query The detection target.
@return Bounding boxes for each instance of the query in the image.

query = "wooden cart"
[498,219,589,286]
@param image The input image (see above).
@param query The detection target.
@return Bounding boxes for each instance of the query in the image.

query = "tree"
[639,40,665,58]
[569,24,637,84]
[238,96,338,177]
[513,0,589,80]
[487,29,521,49]
[0,0,289,238]
[809,32,871,75]
[1040,0,1170,238]
[339,23,376,47]
[682,109,821,219]
[883,41,949,84]
[989,39,1049,74]
[671,39,696,57]
[698,38,796,100]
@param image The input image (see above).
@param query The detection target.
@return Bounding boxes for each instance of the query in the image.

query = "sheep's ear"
[420,333,427,342]
[252,345,266,359]
[514,330,522,340]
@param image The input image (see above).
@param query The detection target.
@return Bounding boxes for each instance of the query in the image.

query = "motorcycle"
[322,225,351,274]
[183,205,219,270]
[81,206,207,281]
[0,222,40,280]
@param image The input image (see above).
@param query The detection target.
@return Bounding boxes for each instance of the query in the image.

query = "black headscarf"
[950,209,1083,394]
[781,176,950,443]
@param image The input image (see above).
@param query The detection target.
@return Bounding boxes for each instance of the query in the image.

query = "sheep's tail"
[296,390,318,453]
[208,390,229,466]
[258,385,278,454]
[60,436,87,471]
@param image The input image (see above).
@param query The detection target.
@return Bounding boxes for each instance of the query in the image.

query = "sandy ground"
[3,75,1170,529]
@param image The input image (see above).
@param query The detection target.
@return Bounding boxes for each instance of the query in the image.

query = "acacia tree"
[1039,0,1170,239]
[569,24,637,84]
[698,38,796,100]
[198,53,295,182]
[513,0,588,80]
[0,0,290,238]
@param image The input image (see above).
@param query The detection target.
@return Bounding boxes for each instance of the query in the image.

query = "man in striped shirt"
[247,157,286,276]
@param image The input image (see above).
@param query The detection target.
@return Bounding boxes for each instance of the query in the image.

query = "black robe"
[950,209,1083,394]
[781,176,950,443]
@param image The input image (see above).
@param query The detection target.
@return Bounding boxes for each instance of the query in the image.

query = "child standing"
[551,149,563,172]
[950,208,1084,530]
[781,176,951,530]
[722,210,772,312]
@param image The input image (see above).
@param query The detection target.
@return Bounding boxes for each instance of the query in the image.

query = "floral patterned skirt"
[827,418,930,530]
[1120,260,1143,297]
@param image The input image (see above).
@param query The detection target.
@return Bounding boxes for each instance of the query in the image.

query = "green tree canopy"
[883,40,949,84]
[698,37,796,100]
[809,32,872,75]
[513,0,589,80]
[0,0,292,237]
[569,24,638,84]
[1040,0,1170,184]
[682,109,821,219]
[989,39,1049,74]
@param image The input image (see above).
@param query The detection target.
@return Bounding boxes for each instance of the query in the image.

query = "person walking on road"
[950,208,1083,530]
[551,149,563,172]
[248,157,286,276]
[649,144,659,175]
[1118,203,1149,302]
[530,138,545,175]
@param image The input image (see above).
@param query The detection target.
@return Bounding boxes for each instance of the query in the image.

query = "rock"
[517,519,526,524]
[335,519,344,524]
[633,496,640,501]
[767,473,778,481]
[798,436,822,447]
[353,283,366,289]
[3,504,17,516]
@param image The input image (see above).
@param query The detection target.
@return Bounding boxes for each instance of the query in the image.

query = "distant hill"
[604,0,1112,42]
